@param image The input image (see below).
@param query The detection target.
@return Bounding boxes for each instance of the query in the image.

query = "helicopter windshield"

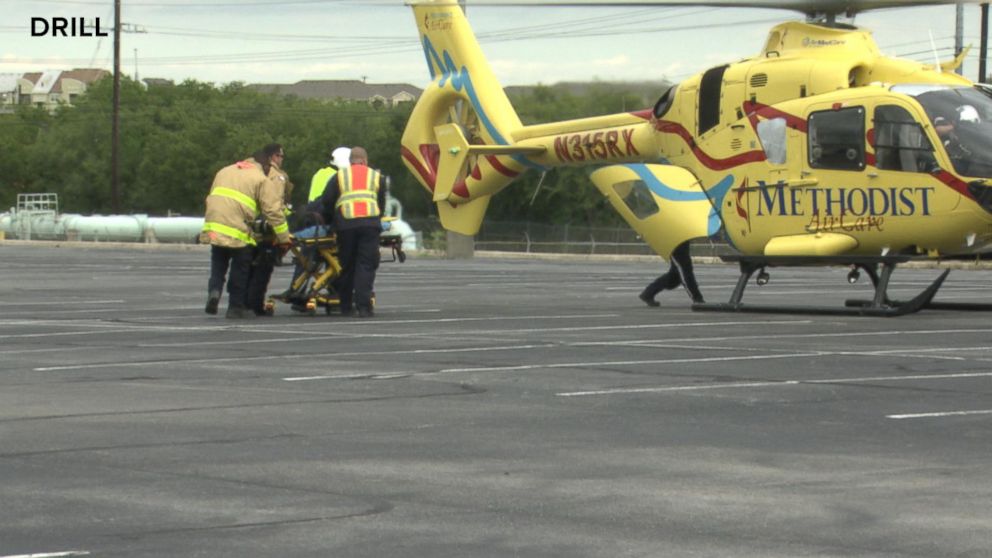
[892,84,992,178]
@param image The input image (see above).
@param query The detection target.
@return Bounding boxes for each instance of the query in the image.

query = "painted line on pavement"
[887,409,992,420]
[558,371,992,397]
[0,551,91,558]
[437,352,826,375]
[571,328,992,346]
[0,300,123,306]
[34,343,557,372]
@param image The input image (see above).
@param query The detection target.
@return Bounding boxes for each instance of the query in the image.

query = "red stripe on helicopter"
[933,169,973,199]
[452,179,469,198]
[630,109,654,120]
[655,120,766,170]
[485,155,520,178]
[864,129,973,200]
[401,145,441,192]
[451,157,520,198]
[742,101,808,133]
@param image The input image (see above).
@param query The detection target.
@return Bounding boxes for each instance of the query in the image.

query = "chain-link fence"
[406,217,732,257]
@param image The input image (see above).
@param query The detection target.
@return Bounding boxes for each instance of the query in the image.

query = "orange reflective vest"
[335,165,382,219]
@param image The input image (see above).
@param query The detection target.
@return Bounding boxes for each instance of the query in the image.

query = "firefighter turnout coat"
[199,159,291,248]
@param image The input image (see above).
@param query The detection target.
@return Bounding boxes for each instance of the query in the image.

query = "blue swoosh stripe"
[422,37,545,171]
[625,164,732,237]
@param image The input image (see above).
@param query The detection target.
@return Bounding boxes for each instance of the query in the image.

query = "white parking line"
[35,343,556,372]
[557,371,992,397]
[0,300,123,306]
[887,409,992,420]
[438,352,826,375]
[284,373,409,381]
[0,551,91,558]
[571,328,992,346]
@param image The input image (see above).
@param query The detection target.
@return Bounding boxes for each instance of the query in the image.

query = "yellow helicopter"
[401,0,992,315]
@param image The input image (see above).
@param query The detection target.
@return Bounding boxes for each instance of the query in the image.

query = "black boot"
[205,290,221,315]
[638,289,660,307]
[225,305,255,319]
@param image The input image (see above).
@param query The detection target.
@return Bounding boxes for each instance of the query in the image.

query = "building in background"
[248,79,422,107]
[0,69,110,113]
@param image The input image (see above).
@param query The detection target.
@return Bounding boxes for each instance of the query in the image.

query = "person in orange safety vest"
[316,146,387,318]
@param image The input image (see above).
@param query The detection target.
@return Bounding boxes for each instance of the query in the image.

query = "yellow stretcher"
[268,228,406,317]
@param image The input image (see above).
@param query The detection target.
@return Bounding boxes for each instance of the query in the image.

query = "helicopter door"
[867,102,959,251]
[800,101,952,252]
[801,104,871,238]
[590,164,718,259]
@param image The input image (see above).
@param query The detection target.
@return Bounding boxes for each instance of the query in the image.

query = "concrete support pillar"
[446,231,474,259]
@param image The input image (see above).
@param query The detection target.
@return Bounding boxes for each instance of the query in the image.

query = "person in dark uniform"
[317,146,387,318]
[245,144,293,316]
[638,240,705,307]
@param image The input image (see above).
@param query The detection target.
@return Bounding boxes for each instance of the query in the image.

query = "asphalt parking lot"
[1,242,990,557]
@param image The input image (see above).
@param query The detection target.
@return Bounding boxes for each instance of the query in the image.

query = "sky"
[0,0,988,89]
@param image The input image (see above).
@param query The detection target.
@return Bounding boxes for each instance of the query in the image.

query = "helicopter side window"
[613,180,660,220]
[873,105,935,173]
[653,85,676,120]
[756,117,787,165]
[808,106,865,171]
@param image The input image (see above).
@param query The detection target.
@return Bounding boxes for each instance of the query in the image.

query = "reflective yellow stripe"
[273,222,289,235]
[335,167,381,219]
[202,221,257,245]
[211,187,258,214]
[335,191,377,206]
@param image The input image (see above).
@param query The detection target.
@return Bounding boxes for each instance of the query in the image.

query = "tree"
[0,77,655,228]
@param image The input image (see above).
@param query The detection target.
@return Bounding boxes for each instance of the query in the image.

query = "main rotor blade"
[457,0,981,15]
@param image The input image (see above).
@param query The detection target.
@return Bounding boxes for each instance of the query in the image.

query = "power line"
[0,0,384,6]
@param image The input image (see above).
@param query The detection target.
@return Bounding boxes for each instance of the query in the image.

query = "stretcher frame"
[268,232,405,316]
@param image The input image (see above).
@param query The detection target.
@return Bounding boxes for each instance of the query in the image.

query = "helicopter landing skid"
[692,256,949,317]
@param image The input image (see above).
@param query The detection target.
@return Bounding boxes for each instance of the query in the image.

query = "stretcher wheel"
[305,299,317,317]
[263,299,275,316]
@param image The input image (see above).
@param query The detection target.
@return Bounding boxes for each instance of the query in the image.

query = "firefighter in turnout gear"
[200,152,291,319]
[317,146,387,318]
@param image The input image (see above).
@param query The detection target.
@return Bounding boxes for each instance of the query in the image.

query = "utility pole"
[112,0,121,213]
[955,4,964,76]
[109,2,146,215]
[981,4,990,82]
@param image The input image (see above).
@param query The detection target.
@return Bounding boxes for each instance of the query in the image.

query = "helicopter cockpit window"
[756,117,787,165]
[893,85,992,178]
[873,105,935,173]
[613,180,660,220]
[808,106,865,171]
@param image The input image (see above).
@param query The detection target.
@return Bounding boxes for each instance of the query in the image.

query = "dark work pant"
[209,245,253,310]
[336,226,380,311]
[245,244,277,314]
[643,242,703,302]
